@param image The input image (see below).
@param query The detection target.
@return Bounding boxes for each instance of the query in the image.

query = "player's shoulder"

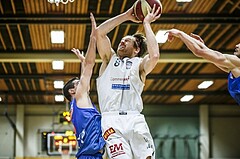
[225,54,240,66]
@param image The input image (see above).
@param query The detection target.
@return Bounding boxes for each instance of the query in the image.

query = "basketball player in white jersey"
[95,4,161,159]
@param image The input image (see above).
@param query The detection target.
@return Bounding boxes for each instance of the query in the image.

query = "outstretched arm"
[69,13,96,108]
[74,13,97,104]
[190,33,240,68]
[78,13,96,92]
[167,29,237,72]
[140,5,161,78]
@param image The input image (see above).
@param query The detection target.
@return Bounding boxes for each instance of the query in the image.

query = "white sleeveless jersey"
[97,54,144,113]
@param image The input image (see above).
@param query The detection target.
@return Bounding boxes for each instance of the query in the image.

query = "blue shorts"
[78,155,102,159]
[77,151,104,159]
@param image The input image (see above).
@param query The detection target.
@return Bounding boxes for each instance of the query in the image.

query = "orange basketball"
[133,0,162,21]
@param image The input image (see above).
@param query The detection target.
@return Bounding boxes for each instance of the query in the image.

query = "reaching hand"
[143,4,161,24]
[71,48,85,62]
[190,33,205,44]
[90,13,97,38]
[166,29,181,42]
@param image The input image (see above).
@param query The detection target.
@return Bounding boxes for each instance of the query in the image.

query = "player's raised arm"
[96,6,139,64]
[140,4,161,77]
[167,28,238,72]
[76,13,96,96]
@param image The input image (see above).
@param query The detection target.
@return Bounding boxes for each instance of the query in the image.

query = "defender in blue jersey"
[167,29,240,105]
[62,13,105,159]
[228,72,240,105]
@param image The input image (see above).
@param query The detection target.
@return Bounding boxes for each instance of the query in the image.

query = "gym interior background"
[0,0,239,159]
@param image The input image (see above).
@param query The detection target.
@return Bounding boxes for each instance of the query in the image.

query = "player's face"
[72,79,80,90]
[117,36,138,58]
[234,43,240,58]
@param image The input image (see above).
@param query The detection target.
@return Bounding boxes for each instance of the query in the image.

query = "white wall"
[0,116,15,157]
[146,117,199,159]
[25,116,53,156]
[210,117,240,158]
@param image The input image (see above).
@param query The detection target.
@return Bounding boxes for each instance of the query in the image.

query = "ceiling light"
[50,30,64,44]
[198,81,214,89]
[52,60,64,70]
[55,95,64,102]
[180,95,194,102]
[0,97,2,102]
[176,0,192,2]
[48,0,75,6]
[156,30,168,44]
[54,81,64,89]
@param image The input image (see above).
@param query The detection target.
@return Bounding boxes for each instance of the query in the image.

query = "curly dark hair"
[62,77,79,102]
[133,33,147,57]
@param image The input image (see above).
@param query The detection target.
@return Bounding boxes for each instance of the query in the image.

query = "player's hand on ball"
[143,4,161,24]
[133,0,162,22]
[126,6,142,23]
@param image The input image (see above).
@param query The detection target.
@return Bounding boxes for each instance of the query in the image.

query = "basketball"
[133,0,162,21]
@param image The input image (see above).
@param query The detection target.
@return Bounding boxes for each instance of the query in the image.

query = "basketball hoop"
[59,143,72,159]
[47,132,77,156]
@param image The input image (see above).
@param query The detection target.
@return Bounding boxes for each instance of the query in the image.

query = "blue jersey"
[70,99,105,158]
[228,72,240,105]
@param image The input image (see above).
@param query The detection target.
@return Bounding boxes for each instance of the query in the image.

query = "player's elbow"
[85,58,95,67]
[96,27,105,39]
[87,60,95,65]
[95,27,101,39]
[151,51,160,60]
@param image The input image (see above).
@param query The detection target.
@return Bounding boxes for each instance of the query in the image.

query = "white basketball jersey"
[97,54,144,113]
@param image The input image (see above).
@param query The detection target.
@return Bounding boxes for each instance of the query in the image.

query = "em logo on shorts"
[109,143,125,158]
